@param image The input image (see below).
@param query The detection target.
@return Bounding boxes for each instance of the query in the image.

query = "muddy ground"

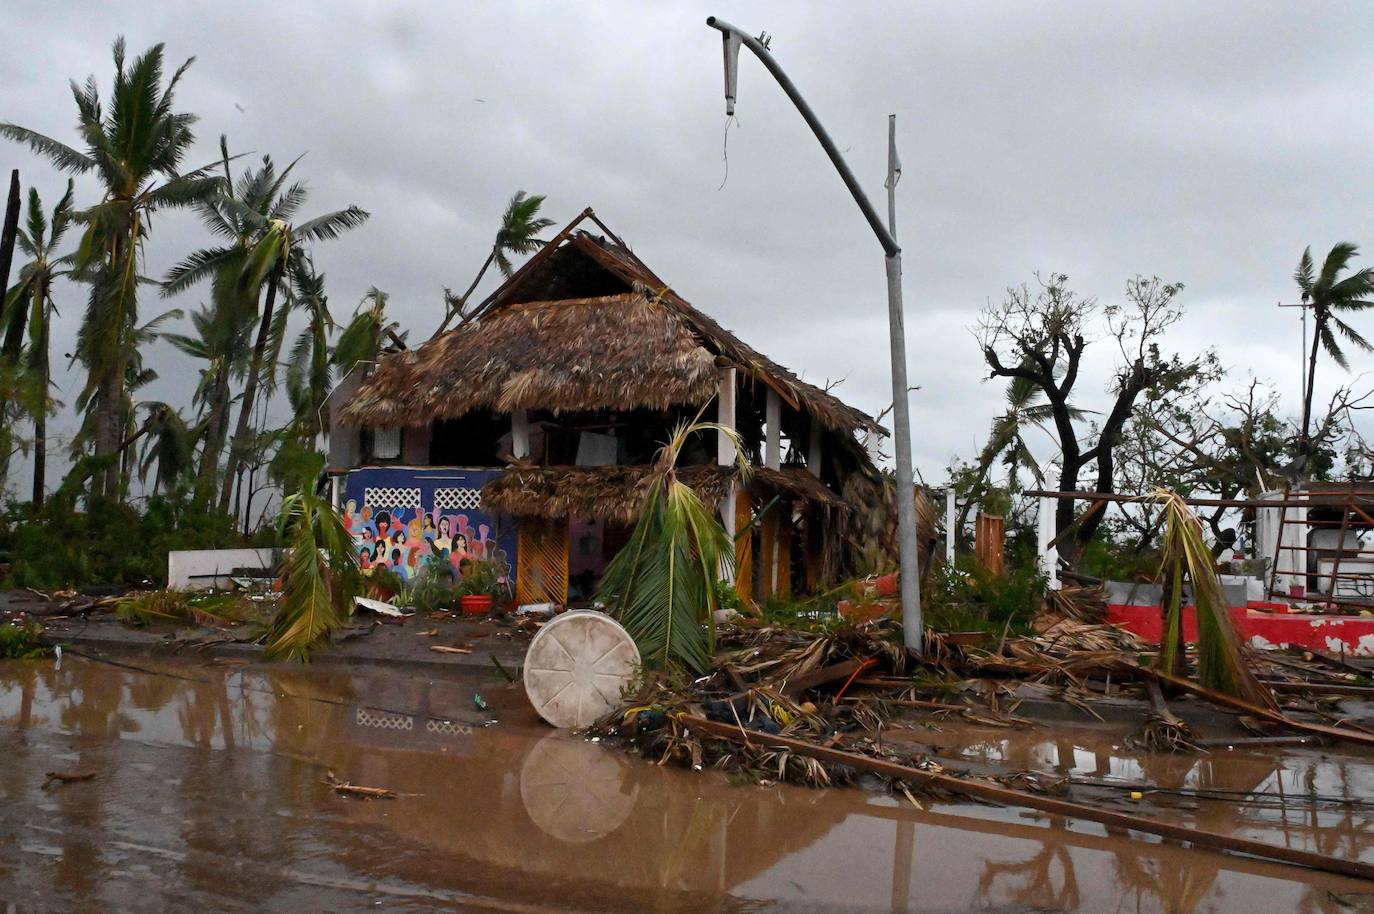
[3,650,1374,913]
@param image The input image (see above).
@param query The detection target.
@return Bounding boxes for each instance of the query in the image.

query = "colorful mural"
[341,467,516,585]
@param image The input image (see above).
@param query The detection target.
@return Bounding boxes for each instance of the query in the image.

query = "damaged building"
[327,209,886,605]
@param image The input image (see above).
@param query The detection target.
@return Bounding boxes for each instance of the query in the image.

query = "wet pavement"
[3,654,1374,913]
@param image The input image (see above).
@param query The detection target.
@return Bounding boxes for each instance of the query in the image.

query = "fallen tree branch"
[680,714,1374,881]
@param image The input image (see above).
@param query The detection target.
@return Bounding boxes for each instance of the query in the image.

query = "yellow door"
[517,518,570,605]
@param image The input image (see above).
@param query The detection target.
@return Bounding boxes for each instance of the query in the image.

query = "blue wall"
[341,466,517,587]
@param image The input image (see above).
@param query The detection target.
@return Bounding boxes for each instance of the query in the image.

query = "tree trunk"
[93,367,124,498]
[0,171,20,310]
[1298,313,1324,476]
[195,361,231,504]
[31,306,48,507]
[434,249,495,335]
[220,259,284,510]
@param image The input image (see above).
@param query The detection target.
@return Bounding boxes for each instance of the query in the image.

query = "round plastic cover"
[523,610,640,729]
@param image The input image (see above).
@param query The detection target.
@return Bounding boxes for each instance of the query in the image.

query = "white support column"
[511,410,530,460]
[765,388,781,471]
[764,387,781,593]
[330,474,342,511]
[807,420,822,478]
[718,367,738,583]
[1038,495,1060,590]
[945,489,956,563]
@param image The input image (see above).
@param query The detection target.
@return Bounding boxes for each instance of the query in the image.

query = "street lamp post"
[706,16,922,654]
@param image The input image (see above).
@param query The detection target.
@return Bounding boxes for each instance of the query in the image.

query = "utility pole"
[706,17,922,653]
[1278,299,1312,429]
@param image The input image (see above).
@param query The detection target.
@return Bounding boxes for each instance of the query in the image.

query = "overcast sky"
[3,1,1373,495]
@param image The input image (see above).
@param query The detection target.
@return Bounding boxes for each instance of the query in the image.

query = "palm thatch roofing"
[342,209,884,440]
[482,464,845,525]
[341,292,717,425]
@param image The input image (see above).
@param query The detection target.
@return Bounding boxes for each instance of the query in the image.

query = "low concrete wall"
[168,549,280,591]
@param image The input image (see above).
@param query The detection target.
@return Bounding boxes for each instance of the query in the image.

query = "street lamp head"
[708,16,742,116]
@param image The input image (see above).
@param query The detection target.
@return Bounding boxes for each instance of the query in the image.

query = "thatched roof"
[343,209,884,439]
[482,464,845,525]
[341,292,717,427]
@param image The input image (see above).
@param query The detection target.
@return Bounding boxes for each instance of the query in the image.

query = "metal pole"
[885,116,922,652]
[707,17,922,653]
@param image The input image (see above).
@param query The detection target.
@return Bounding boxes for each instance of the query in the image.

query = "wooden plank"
[735,490,754,604]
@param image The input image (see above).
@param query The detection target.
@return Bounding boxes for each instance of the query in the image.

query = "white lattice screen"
[434,487,482,511]
[363,486,422,508]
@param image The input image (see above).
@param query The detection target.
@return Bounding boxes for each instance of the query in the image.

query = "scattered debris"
[354,596,408,618]
[430,645,472,655]
[42,769,96,790]
[323,771,400,800]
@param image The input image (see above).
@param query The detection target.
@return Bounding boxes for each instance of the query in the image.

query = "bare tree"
[978,273,1206,566]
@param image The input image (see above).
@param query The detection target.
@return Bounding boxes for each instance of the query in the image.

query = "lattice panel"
[355,707,414,731]
[425,719,473,737]
[363,486,422,509]
[434,487,482,511]
[517,519,569,605]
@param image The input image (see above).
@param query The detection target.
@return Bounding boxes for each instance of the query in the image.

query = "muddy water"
[1,655,1372,913]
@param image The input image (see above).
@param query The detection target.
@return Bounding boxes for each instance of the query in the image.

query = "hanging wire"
[717,113,739,191]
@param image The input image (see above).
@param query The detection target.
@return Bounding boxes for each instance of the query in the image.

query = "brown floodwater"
[2,653,1373,913]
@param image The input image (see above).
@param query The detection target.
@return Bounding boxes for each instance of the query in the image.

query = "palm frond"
[597,420,747,672]
[1152,489,1278,710]
[1332,315,1374,353]
[0,124,95,174]
[292,206,369,242]
[1320,321,1349,370]
[265,485,359,661]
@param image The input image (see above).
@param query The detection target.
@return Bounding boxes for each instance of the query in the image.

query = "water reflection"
[1,655,1371,913]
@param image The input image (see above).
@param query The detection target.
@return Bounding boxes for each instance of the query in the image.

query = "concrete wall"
[168,549,281,591]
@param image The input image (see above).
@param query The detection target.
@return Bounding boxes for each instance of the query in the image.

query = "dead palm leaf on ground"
[1152,488,1278,711]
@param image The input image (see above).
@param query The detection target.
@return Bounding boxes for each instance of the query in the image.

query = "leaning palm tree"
[216,181,368,511]
[1293,243,1374,466]
[597,421,748,673]
[163,145,367,509]
[282,256,334,445]
[0,181,75,503]
[163,141,285,503]
[163,302,252,495]
[0,38,221,498]
[434,190,554,334]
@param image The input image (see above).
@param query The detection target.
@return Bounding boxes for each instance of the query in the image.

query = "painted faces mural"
[342,468,515,586]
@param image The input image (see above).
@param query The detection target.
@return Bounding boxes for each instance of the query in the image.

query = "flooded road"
[2,653,1372,913]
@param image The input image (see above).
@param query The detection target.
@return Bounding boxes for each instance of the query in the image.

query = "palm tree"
[333,287,399,379]
[216,181,368,512]
[136,402,195,493]
[1294,243,1374,467]
[952,372,1079,547]
[0,38,221,498]
[163,141,283,503]
[0,181,75,503]
[282,256,334,445]
[163,145,366,508]
[434,191,554,335]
